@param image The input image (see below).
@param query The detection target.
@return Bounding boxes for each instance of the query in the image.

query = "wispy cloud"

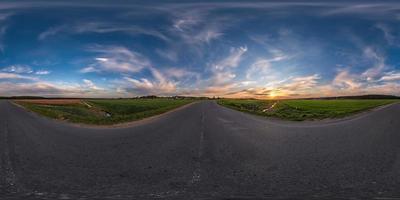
[322,3,400,19]
[168,7,229,48]
[0,72,37,80]
[39,22,169,41]
[164,67,199,80]
[173,17,199,32]
[0,82,64,96]
[332,69,361,90]
[214,46,247,70]
[79,66,98,73]
[2,65,51,76]
[81,45,150,74]
[375,23,396,46]
[192,28,223,44]
[121,67,177,95]
[0,77,114,97]
[0,81,114,97]
[379,71,400,82]
[207,46,247,87]
[320,66,400,97]
[246,50,290,80]
[180,46,250,97]
[246,59,271,80]
[82,79,103,91]
[280,74,321,92]
[2,65,33,73]
[0,12,13,52]
[38,25,67,40]
[35,70,50,75]
[361,46,386,81]
[156,48,178,62]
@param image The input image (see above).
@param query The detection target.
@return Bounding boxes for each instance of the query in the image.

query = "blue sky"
[0,0,400,98]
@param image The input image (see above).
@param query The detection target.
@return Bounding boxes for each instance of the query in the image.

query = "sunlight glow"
[269,90,277,99]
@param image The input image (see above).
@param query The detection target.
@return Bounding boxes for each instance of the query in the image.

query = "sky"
[0,0,400,98]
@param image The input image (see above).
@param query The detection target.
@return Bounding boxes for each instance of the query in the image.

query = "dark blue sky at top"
[0,1,399,98]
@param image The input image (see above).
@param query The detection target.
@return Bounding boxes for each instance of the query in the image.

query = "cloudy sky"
[0,0,400,98]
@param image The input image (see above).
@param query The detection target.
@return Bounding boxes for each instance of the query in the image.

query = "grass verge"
[217,99,399,121]
[16,99,194,125]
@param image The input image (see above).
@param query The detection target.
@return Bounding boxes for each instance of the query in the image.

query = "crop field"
[217,99,399,121]
[16,99,82,105]
[15,99,194,125]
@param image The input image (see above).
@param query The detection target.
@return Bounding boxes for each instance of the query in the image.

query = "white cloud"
[176,46,248,97]
[366,82,400,96]
[38,25,67,40]
[214,46,247,70]
[279,74,321,92]
[164,67,199,79]
[2,65,33,73]
[332,69,362,90]
[0,72,37,80]
[207,47,245,87]
[0,80,114,97]
[95,57,108,62]
[201,83,237,96]
[171,9,204,31]
[175,25,224,47]
[1,65,51,76]
[211,71,237,86]
[210,74,321,99]
[361,46,386,81]
[169,8,228,47]
[38,22,169,41]
[82,79,103,90]
[123,76,175,95]
[204,68,400,99]
[0,82,64,96]
[122,67,177,95]
[156,48,178,62]
[79,66,98,73]
[322,3,400,19]
[35,70,50,75]
[379,71,400,81]
[194,29,223,44]
[246,59,273,79]
[82,46,150,73]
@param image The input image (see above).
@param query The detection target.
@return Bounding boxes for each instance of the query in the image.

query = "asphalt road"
[1,100,400,200]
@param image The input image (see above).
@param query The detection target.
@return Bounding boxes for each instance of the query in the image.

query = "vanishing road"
[1,100,400,199]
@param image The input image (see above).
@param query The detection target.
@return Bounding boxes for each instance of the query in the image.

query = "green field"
[217,99,399,121]
[17,99,194,125]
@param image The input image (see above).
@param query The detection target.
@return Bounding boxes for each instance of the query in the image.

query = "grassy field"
[16,99,194,125]
[217,99,399,121]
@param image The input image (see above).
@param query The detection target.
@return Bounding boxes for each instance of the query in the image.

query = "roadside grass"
[217,99,399,121]
[16,99,194,125]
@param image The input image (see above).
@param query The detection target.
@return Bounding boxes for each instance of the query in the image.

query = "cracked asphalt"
[1,100,400,199]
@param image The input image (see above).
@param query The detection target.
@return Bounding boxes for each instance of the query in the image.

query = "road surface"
[1,100,400,199]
